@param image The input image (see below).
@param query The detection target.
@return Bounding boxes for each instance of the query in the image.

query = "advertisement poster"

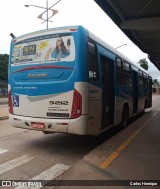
[12,33,75,65]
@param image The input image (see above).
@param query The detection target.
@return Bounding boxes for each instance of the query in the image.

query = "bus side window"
[116,58,122,70]
[116,58,132,87]
[116,57,123,85]
[123,61,132,86]
[143,73,148,89]
[138,70,144,87]
[88,41,99,82]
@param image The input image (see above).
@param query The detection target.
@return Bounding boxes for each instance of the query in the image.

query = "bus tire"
[121,105,129,128]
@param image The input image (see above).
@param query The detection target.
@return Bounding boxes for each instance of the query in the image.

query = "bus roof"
[11,26,78,43]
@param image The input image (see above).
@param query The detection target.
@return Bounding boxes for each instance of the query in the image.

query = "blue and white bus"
[8,25,152,135]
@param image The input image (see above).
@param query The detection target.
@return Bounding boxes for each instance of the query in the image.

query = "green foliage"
[0,54,9,80]
[138,58,148,70]
[153,79,158,84]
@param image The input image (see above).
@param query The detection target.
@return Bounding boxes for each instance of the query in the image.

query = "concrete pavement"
[0,96,8,104]
[0,97,8,120]
[51,96,160,188]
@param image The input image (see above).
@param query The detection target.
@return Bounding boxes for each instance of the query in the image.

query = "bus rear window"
[11,33,75,65]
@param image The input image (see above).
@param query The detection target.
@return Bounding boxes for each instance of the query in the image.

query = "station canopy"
[94,0,160,70]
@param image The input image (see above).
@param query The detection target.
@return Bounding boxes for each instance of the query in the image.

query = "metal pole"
[24,0,61,29]
[46,0,48,29]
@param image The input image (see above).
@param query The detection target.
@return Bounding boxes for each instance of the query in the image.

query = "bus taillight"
[71,89,82,119]
[8,90,13,114]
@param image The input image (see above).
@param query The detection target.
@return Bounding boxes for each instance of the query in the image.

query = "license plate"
[31,122,45,129]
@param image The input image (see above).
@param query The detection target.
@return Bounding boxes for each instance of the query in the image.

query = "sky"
[0,0,160,79]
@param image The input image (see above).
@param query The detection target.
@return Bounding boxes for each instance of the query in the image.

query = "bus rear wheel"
[121,106,129,128]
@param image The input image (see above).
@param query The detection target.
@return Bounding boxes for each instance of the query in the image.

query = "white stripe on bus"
[15,163,71,189]
[0,155,34,175]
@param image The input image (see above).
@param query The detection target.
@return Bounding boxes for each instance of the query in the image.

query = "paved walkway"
[0,97,8,120]
[50,111,160,189]
[52,96,160,188]
[0,107,8,120]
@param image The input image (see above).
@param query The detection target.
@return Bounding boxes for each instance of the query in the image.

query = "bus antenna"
[10,33,16,39]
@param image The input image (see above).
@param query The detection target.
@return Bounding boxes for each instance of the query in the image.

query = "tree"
[138,58,148,70]
[0,54,9,80]
[153,79,158,84]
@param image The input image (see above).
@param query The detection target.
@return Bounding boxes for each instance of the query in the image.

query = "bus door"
[100,55,114,129]
[132,70,138,113]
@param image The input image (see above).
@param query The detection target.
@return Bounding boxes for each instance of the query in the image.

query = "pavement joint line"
[99,112,158,169]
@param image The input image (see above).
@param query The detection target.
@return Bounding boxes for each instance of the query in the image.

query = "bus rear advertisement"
[8,25,152,135]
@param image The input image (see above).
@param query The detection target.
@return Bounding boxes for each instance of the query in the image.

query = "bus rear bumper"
[9,114,88,135]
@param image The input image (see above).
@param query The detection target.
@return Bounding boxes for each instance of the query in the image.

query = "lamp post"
[24,0,61,29]
[115,44,127,49]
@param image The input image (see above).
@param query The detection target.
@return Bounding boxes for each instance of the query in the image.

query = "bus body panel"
[12,90,74,118]
[9,82,89,134]
[9,114,88,135]
[8,25,152,135]
[88,83,102,135]
[9,26,87,117]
